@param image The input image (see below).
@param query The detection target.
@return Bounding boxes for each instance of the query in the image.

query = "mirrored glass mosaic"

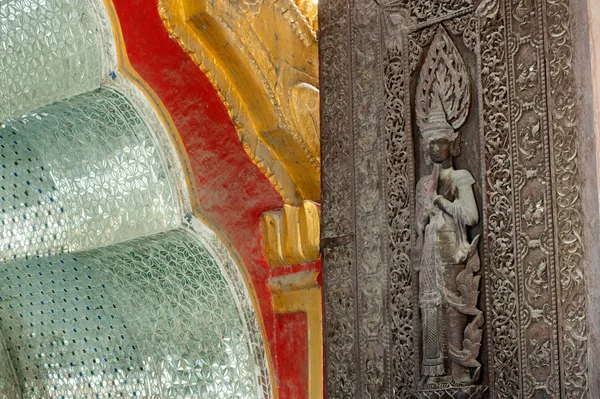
[0,0,103,122]
[0,327,21,399]
[0,229,261,398]
[185,220,273,399]
[0,87,179,259]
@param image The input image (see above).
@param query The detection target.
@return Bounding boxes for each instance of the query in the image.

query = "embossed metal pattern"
[0,0,102,122]
[0,87,179,258]
[0,229,262,398]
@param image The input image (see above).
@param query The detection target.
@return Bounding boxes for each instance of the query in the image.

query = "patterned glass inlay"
[0,327,20,398]
[0,87,179,259]
[0,0,102,121]
[0,229,260,398]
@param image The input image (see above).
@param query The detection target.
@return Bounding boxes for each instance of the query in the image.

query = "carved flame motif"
[416,26,471,133]
[448,238,485,370]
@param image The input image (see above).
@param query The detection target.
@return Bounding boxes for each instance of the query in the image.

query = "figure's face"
[428,137,451,164]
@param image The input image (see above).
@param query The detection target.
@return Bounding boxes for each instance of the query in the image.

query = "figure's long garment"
[416,168,478,377]
[419,218,445,376]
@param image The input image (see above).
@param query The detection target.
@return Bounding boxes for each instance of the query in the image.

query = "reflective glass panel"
[0,87,179,258]
[0,229,260,398]
[0,0,102,121]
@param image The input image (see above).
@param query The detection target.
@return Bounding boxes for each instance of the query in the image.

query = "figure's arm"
[415,179,430,233]
[433,173,478,226]
[413,179,430,269]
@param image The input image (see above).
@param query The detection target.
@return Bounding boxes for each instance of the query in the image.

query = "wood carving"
[320,0,590,397]
[413,26,483,389]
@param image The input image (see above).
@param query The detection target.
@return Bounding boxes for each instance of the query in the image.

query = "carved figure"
[412,27,484,388]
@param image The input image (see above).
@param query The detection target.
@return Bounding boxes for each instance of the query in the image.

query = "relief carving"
[412,26,484,390]
[528,338,551,370]
[409,0,472,21]
[228,0,263,16]
[321,0,589,397]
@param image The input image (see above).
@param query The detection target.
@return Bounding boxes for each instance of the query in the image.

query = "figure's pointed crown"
[416,26,471,143]
[421,94,455,141]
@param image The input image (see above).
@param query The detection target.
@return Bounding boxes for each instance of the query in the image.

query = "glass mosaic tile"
[0,0,102,121]
[0,326,21,398]
[0,229,261,398]
[0,87,179,259]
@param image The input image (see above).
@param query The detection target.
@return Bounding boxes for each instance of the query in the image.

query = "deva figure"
[413,27,484,388]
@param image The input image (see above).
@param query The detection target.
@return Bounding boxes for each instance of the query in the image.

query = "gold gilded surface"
[159,0,320,204]
[268,271,323,399]
[262,201,320,267]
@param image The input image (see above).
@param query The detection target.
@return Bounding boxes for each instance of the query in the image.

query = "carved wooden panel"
[320,0,589,397]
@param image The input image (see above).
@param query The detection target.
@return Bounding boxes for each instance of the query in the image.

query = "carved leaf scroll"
[450,312,485,369]
[290,83,320,160]
[475,0,499,20]
[456,238,482,313]
[449,239,485,370]
[415,26,471,132]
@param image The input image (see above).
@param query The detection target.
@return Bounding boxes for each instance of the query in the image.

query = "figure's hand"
[433,195,450,213]
[422,203,434,218]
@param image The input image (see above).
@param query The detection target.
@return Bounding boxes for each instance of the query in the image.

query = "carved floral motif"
[385,29,415,399]
[546,0,588,396]
[528,338,551,370]
[409,0,472,21]
[320,0,358,397]
[478,2,521,397]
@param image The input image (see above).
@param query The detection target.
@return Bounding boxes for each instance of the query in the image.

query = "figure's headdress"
[416,26,471,143]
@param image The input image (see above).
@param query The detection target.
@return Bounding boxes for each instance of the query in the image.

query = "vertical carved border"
[543,0,588,397]
[320,0,359,397]
[351,1,391,396]
[384,14,416,398]
[504,0,561,394]
[478,2,522,397]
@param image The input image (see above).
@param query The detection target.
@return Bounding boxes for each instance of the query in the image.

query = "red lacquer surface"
[274,312,309,399]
